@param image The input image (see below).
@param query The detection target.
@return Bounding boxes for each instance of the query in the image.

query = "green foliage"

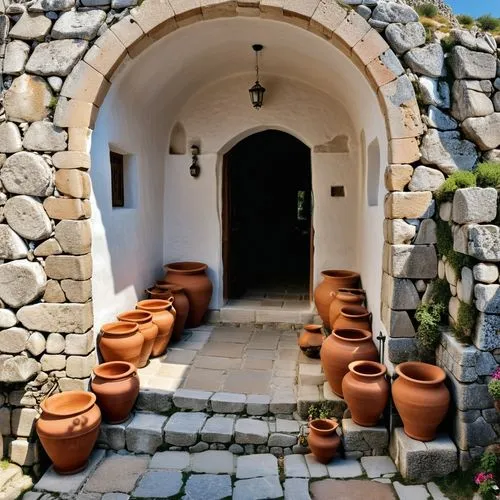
[420,18,436,42]
[446,251,476,274]
[457,14,474,27]
[453,301,477,341]
[0,460,9,470]
[481,452,498,473]
[435,170,477,203]
[436,467,477,500]
[308,402,336,420]
[488,379,500,400]
[415,302,446,352]
[436,219,453,258]
[417,3,438,17]
[475,162,500,189]
[440,35,455,52]
[428,278,452,305]
[476,14,500,32]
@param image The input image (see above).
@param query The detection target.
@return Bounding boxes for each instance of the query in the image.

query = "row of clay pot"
[37,361,140,475]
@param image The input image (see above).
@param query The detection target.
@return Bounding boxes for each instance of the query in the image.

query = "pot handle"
[329,291,337,298]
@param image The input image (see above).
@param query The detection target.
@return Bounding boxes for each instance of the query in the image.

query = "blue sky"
[447,0,500,17]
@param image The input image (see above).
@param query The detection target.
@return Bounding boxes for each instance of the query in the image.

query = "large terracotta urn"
[136,298,175,357]
[36,391,101,474]
[314,270,360,325]
[320,328,378,397]
[333,305,372,332]
[163,262,213,327]
[155,281,190,342]
[116,310,158,368]
[307,419,341,464]
[342,360,389,427]
[329,289,365,329]
[99,322,144,367]
[91,361,140,424]
[392,361,450,441]
[298,324,323,359]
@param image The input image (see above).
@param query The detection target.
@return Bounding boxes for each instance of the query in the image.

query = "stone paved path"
[28,450,450,500]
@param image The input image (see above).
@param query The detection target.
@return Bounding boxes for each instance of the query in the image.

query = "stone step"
[389,427,458,482]
[0,464,33,500]
[296,382,347,420]
[341,419,389,458]
[0,464,22,491]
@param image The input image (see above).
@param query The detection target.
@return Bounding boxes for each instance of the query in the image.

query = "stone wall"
[0,0,498,471]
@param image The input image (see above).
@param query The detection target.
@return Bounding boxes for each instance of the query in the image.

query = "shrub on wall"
[475,162,500,189]
[453,301,477,342]
[417,3,439,18]
[435,170,477,203]
[476,14,500,32]
[457,14,474,28]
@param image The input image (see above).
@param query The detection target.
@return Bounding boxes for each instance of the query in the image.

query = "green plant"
[453,301,477,341]
[440,35,455,52]
[436,219,453,258]
[488,368,500,400]
[420,18,436,42]
[417,3,438,17]
[457,14,474,27]
[415,302,446,351]
[48,96,58,110]
[308,402,336,421]
[476,14,500,32]
[481,452,499,472]
[435,170,477,203]
[475,162,500,189]
[0,460,9,470]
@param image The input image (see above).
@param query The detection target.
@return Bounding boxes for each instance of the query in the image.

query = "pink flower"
[475,472,494,485]
[491,368,500,380]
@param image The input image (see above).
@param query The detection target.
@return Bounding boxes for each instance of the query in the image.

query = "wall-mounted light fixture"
[249,44,265,110]
[189,144,200,178]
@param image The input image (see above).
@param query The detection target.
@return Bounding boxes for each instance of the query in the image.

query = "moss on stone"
[435,170,477,203]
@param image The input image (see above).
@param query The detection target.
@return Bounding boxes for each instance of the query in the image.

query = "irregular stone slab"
[473,263,499,284]
[474,313,500,350]
[52,10,106,40]
[98,420,127,451]
[1,152,53,196]
[387,337,417,363]
[393,482,429,500]
[310,479,395,500]
[26,39,89,77]
[191,450,235,474]
[236,454,278,479]
[173,388,212,410]
[285,455,309,478]
[385,22,425,55]
[52,151,90,170]
[31,0,76,11]
[462,113,500,151]
[17,302,93,333]
[425,105,457,131]
[420,130,478,174]
[404,43,445,77]
[0,355,40,383]
[450,46,497,80]
[132,471,182,498]
[360,456,397,478]
[61,279,92,303]
[55,220,91,255]
[125,412,167,454]
[150,451,190,470]
[414,219,437,245]
[304,454,328,478]
[85,454,150,493]
[452,188,497,225]
[45,254,92,280]
[268,432,297,447]
[0,225,28,260]
[235,418,269,444]
[4,196,52,241]
[4,40,30,75]
[371,2,418,23]
[0,328,29,354]
[283,478,310,500]
[211,392,246,413]
[9,12,51,40]
[381,273,420,310]
[201,415,234,443]
[451,80,495,122]
[419,77,450,108]
[0,260,46,308]
[408,166,444,192]
[164,412,207,446]
[0,122,22,153]
[327,458,363,478]
[184,474,232,500]
[23,121,67,152]
[383,219,416,244]
[451,29,497,54]
[0,309,18,328]
[468,225,500,261]
[385,244,437,279]
[4,74,53,123]
[245,394,270,416]
[233,476,283,500]
[26,331,45,356]
[342,419,389,453]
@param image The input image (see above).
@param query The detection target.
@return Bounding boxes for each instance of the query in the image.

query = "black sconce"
[249,44,265,110]
[190,145,200,178]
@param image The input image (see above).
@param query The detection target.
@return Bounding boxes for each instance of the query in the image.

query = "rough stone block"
[125,412,167,454]
[164,412,207,446]
[387,337,417,363]
[342,419,388,454]
[383,219,416,244]
[173,388,212,410]
[149,450,190,470]
[184,473,232,499]
[384,164,413,192]
[98,420,129,450]
[201,415,235,443]
[190,450,235,474]
[474,312,500,351]
[468,225,500,261]
[43,197,91,221]
[11,408,38,437]
[268,433,297,447]
[210,392,246,413]
[382,273,420,310]
[445,368,493,410]
[66,351,96,377]
[452,188,497,224]
[236,453,278,479]
[385,192,433,219]
[384,244,437,279]
[45,254,92,280]
[284,454,310,478]
[235,418,269,444]
[453,412,497,450]
[270,390,296,414]
[136,388,173,413]
[473,263,499,284]
[246,394,270,415]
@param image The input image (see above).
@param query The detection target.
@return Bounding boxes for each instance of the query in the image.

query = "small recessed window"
[110,151,125,208]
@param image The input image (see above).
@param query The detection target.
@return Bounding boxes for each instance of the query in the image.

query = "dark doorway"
[223,130,312,301]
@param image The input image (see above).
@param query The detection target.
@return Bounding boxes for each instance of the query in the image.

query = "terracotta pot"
[333,305,372,332]
[307,419,341,464]
[314,270,360,325]
[36,391,101,474]
[320,328,378,397]
[145,287,173,301]
[163,262,213,327]
[91,361,139,424]
[116,311,158,368]
[136,298,175,357]
[342,360,389,427]
[155,282,190,342]
[298,324,323,359]
[99,322,144,367]
[328,288,365,330]
[392,361,450,441]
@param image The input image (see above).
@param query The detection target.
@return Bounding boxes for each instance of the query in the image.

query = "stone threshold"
[207,307,320,324]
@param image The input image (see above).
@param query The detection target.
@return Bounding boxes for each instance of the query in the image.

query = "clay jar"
[333,305,372,332]
[145,287,173,300]
[91,361,140,424]
[328,289,365,330]
[392,361,450,441]
[342,360,389,427]
[36,391,101,474]
[155,281,190,342]
[314,270,360,325]
[117,310,158,368]
[99,321,144,367]
[298,324,323,359]
[307,419,341,464]
[320,328,378,397]
[163,262,213,328]
[136,298,175,357]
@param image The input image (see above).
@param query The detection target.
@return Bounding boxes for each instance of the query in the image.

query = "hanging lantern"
[249,44,265,110]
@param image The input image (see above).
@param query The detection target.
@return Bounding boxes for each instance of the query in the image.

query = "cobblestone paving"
[28,450,450,500]
[137,325,300,395]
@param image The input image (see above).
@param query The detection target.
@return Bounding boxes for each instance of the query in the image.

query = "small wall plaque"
[331,186,345,197]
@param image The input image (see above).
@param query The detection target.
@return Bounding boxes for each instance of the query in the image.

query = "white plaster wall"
[90,86,166,328]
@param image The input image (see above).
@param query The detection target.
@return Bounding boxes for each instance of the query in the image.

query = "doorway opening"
[223,130,312,305]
